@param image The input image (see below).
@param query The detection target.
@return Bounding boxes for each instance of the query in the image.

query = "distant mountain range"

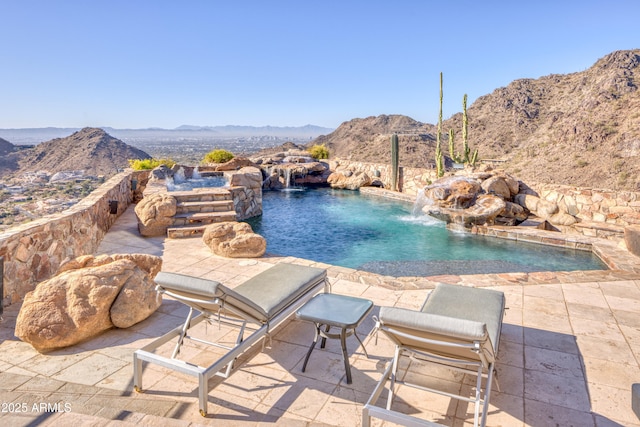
[0,128,150,178]
[0,124,334,145]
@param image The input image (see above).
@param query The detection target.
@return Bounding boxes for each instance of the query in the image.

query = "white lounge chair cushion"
[421,283,505,354]
[378,283,505,365]
[154,263,327,324]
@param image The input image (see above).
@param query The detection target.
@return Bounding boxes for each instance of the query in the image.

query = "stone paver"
[1,205,640,426]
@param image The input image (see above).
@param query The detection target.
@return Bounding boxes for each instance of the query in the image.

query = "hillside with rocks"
[2,127,151,178]
[312,49,640,191]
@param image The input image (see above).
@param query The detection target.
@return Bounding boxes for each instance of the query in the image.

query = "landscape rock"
[481,176,511,200]
[624,225,640,257]
[135,193,177,237]
[514,194,559,218]
[263,171,284,190]
[327,170,372,190]
[202,221,266,258]
[227,166,263,188]
[150,164,174,181]
[501,201,528,221]
[14,255,162,352]
[215,157,258,171]
[424,176,481,209]
[548,212,578,226]
[427,194,506,227]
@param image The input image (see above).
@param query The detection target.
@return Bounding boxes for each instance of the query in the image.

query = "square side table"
[296,293,374,384]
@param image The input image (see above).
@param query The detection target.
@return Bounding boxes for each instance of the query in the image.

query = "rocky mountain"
[1,128,151,178]
[0,137,29,176]
[0,137,16,156]
[313,49,640,191]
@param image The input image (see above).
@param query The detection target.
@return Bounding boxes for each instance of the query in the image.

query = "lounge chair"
[133,262,328,417]
[363,283,506,427]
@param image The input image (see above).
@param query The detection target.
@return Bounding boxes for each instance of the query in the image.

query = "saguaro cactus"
[462,94,470,163]
[435,72,445,177]
[391,133,399,191]
[461,93,479,166]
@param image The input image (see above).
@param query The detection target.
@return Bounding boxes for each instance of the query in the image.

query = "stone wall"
[225,167,263,220]
[328,159,437,196]
[534,184,640,227]
[0,171,137,306]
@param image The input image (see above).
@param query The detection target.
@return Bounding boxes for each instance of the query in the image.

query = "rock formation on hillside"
[0,137,21,176]
[2,127,151,179]
[0,137,16,156]
[311,50,640,191]
[312,114,436,170]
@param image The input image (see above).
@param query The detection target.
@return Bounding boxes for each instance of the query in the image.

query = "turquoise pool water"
[246,187,607,276]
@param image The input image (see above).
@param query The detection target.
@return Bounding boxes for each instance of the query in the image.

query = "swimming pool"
[246,187,607,276]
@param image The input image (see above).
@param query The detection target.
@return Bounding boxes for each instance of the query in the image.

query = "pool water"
[246,187,607,276]
[166,175,227,191]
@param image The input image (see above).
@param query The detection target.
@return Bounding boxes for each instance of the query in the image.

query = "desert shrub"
[128,158,176,170]
[308,144,329,160]
[203,149,234,164]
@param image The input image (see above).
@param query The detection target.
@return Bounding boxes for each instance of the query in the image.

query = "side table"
[296,293,374,384]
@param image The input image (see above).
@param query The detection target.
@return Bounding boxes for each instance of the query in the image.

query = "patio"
[1,205,640,426]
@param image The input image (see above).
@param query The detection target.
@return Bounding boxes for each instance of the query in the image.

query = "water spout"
[283,168,292,188]
[174,167,186,183]
[412,188,434,216]
[192,166,202,179]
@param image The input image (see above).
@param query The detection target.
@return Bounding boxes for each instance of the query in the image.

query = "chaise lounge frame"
[133,263,329,417]
[363,283,506,427]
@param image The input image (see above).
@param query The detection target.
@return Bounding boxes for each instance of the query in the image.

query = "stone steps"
[170,188,232,203]
[167,188,237,238]
[175,199,234,214]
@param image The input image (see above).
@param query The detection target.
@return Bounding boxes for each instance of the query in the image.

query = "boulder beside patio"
[202,221,267,258]
[14,253,163,352]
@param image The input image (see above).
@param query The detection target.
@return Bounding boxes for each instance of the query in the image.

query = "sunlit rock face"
[415,172,577,228]
[14,254,163,352]
[202,221,266,258]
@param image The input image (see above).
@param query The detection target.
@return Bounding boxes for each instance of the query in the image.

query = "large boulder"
[215,157,258,171]
[424,177,481,209]
[327,170,371,190]
[514,194,559,218]
[427,194,506,227]
[625,225,640,257]
[481,176,511,200]
[135,193,177,237]
[501,201,528,221]
[202,221,267,258]
[15,254,163,352]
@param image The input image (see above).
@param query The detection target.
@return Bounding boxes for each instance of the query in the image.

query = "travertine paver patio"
[1,205,640,426]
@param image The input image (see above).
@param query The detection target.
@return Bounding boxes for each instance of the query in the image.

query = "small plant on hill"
[203,149,234,164]
[128,158,176,170]
[309,144,329,160]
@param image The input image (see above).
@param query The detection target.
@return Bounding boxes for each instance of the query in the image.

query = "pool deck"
[2,205,640,426]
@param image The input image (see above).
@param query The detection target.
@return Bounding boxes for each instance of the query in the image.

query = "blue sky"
[1,1,638,129]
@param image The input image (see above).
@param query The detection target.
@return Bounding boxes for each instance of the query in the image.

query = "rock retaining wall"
[327,160,437,196]
[0,171,140,306]
[225,167,263,220]
[535,184,640,227]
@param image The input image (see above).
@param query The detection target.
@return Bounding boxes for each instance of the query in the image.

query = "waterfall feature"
[412,188,435,216]
[192,166,202,179]
[283,168,292,188]
[174,167,187,183]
